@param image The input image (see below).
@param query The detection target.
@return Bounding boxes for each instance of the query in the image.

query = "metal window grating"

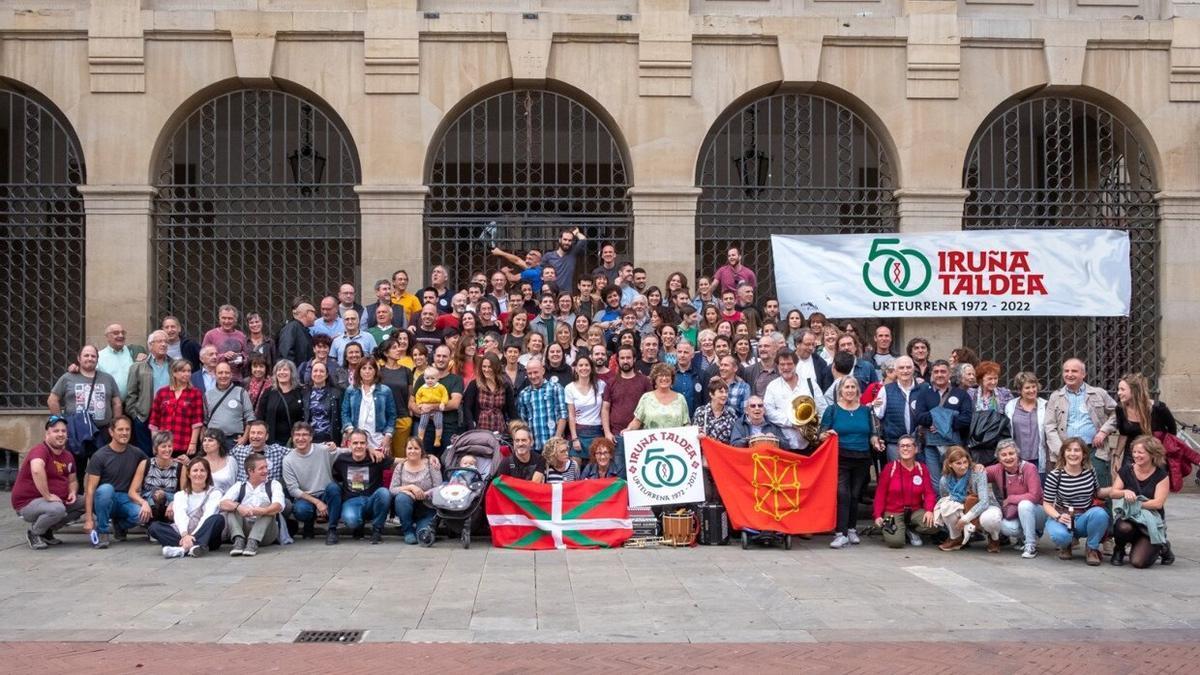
[425,89,632,291]
[696,93,898,301]
[152,89,361,339]
[294,629,364,644]
[962,97,1159,392]
[0,86,86,409]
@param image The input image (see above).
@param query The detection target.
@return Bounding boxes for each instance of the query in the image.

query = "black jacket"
[277,319,314,366]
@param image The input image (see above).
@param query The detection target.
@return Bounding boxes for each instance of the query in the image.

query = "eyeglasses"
[746,403,764,409]
[45,415,66,429]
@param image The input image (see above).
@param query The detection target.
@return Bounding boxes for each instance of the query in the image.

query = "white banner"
[622,426,706,507]
[772,229,1130,317]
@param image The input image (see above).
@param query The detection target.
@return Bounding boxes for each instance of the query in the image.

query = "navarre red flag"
[702,436,838,535]
[486,476,633,550]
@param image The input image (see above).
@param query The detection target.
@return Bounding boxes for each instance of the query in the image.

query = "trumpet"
[791,395,820,447]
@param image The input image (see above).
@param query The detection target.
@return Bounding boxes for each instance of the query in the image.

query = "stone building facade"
[1,0,1197,449]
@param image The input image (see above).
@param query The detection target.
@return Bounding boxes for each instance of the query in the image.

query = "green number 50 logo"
[640,447,688,489]
[862,237,933,298]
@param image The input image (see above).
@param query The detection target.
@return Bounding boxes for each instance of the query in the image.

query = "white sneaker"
[1021,543,1038,559]
[907,530,923,547]
[162,546,186,559]
[830,534,850,549]
[846,529,861,545]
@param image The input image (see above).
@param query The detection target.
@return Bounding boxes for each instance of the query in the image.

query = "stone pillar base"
[628,186,702,290]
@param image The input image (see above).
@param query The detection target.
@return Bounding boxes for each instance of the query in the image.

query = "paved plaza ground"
[1,488,1198,671]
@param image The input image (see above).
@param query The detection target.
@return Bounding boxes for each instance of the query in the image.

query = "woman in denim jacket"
[341,359,398,452]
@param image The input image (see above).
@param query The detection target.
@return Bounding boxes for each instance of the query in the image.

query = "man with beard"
[12,416,85,549]
[601,346,652,461]
[540,226,587,290]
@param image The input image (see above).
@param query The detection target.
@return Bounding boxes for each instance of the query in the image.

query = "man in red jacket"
[873,435,938,548]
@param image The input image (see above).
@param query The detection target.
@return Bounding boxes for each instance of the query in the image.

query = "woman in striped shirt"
[542,438,579,484]
[1042,437,1111,565]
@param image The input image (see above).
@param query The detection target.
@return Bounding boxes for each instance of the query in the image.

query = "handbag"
[66,378,99,458]
[967,409,1011,466]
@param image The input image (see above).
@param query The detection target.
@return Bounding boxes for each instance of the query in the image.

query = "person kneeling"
[1042,437,1110,566]
[873,435,939,548]
[984,439,1047,559]
[220,452,284,557]
[326,429,393,545]
[934,446,1002,551]
[149,457,225,558]
[1110,435,1171,568]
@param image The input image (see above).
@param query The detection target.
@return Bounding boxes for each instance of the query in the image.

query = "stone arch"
[0,79,87,408]
[424,85,633,291]
[961,93,1160,390]
[151,84,362,338]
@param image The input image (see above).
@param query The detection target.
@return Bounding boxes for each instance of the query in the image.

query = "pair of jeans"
[835,455,872,534]
[292,489,342,526]
[1045,505,1110,551]
[923,445,945,493]
[19,497,85,536]
[148,513,225,551]
[994,500,1048,547]
[393,492,437,535]
[92,483,141,533]
[572,425,603,461]
[330,484,390,531]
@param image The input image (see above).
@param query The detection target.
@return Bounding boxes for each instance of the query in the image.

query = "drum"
[661,510,698,546]
[747,434,781,449]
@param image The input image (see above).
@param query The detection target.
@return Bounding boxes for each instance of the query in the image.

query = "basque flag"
[486,477,633,550]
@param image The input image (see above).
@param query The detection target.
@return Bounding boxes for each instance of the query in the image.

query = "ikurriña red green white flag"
[486,476,633,550]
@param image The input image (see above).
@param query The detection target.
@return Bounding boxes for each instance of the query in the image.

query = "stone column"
[1156,191,1200,415]
[627,186,701,289]
[78,185,156,346]
[894,188,969,359]
[355,185,428,296]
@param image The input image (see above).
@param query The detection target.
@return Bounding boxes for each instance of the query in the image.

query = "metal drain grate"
[294,630,364,644]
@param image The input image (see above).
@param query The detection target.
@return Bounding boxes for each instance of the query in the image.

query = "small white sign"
[622,426,705,507]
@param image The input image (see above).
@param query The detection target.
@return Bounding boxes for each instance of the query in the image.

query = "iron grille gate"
[426,90,631,291]
[153,89,361,340]
[0,87,86,409]
[696,93,898,302]
[963,97,1159,391]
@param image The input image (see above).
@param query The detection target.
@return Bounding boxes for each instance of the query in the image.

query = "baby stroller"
[428,429,503,548]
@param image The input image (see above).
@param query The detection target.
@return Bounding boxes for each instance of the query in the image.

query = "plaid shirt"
[147,386,204,454]
[725,377,751,417]
[517,380,568,452]
[230,442,290,484]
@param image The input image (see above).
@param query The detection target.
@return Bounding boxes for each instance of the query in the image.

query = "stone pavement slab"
[0,490,1198,644]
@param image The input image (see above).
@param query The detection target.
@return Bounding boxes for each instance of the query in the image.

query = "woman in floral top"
[693,377,737,443]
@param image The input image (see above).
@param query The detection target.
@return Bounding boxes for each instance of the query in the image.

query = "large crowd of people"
[10,228,1193,569]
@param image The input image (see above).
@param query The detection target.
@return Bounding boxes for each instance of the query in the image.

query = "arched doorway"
[962,96,1159,389]
[152,87,361,337]
[696,92,898,301]
[0,84,85,408]
[425,89,632,291]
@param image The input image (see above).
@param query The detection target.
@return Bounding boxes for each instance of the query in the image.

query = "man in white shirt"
[220,452,284,556]
[763,348,828,450]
